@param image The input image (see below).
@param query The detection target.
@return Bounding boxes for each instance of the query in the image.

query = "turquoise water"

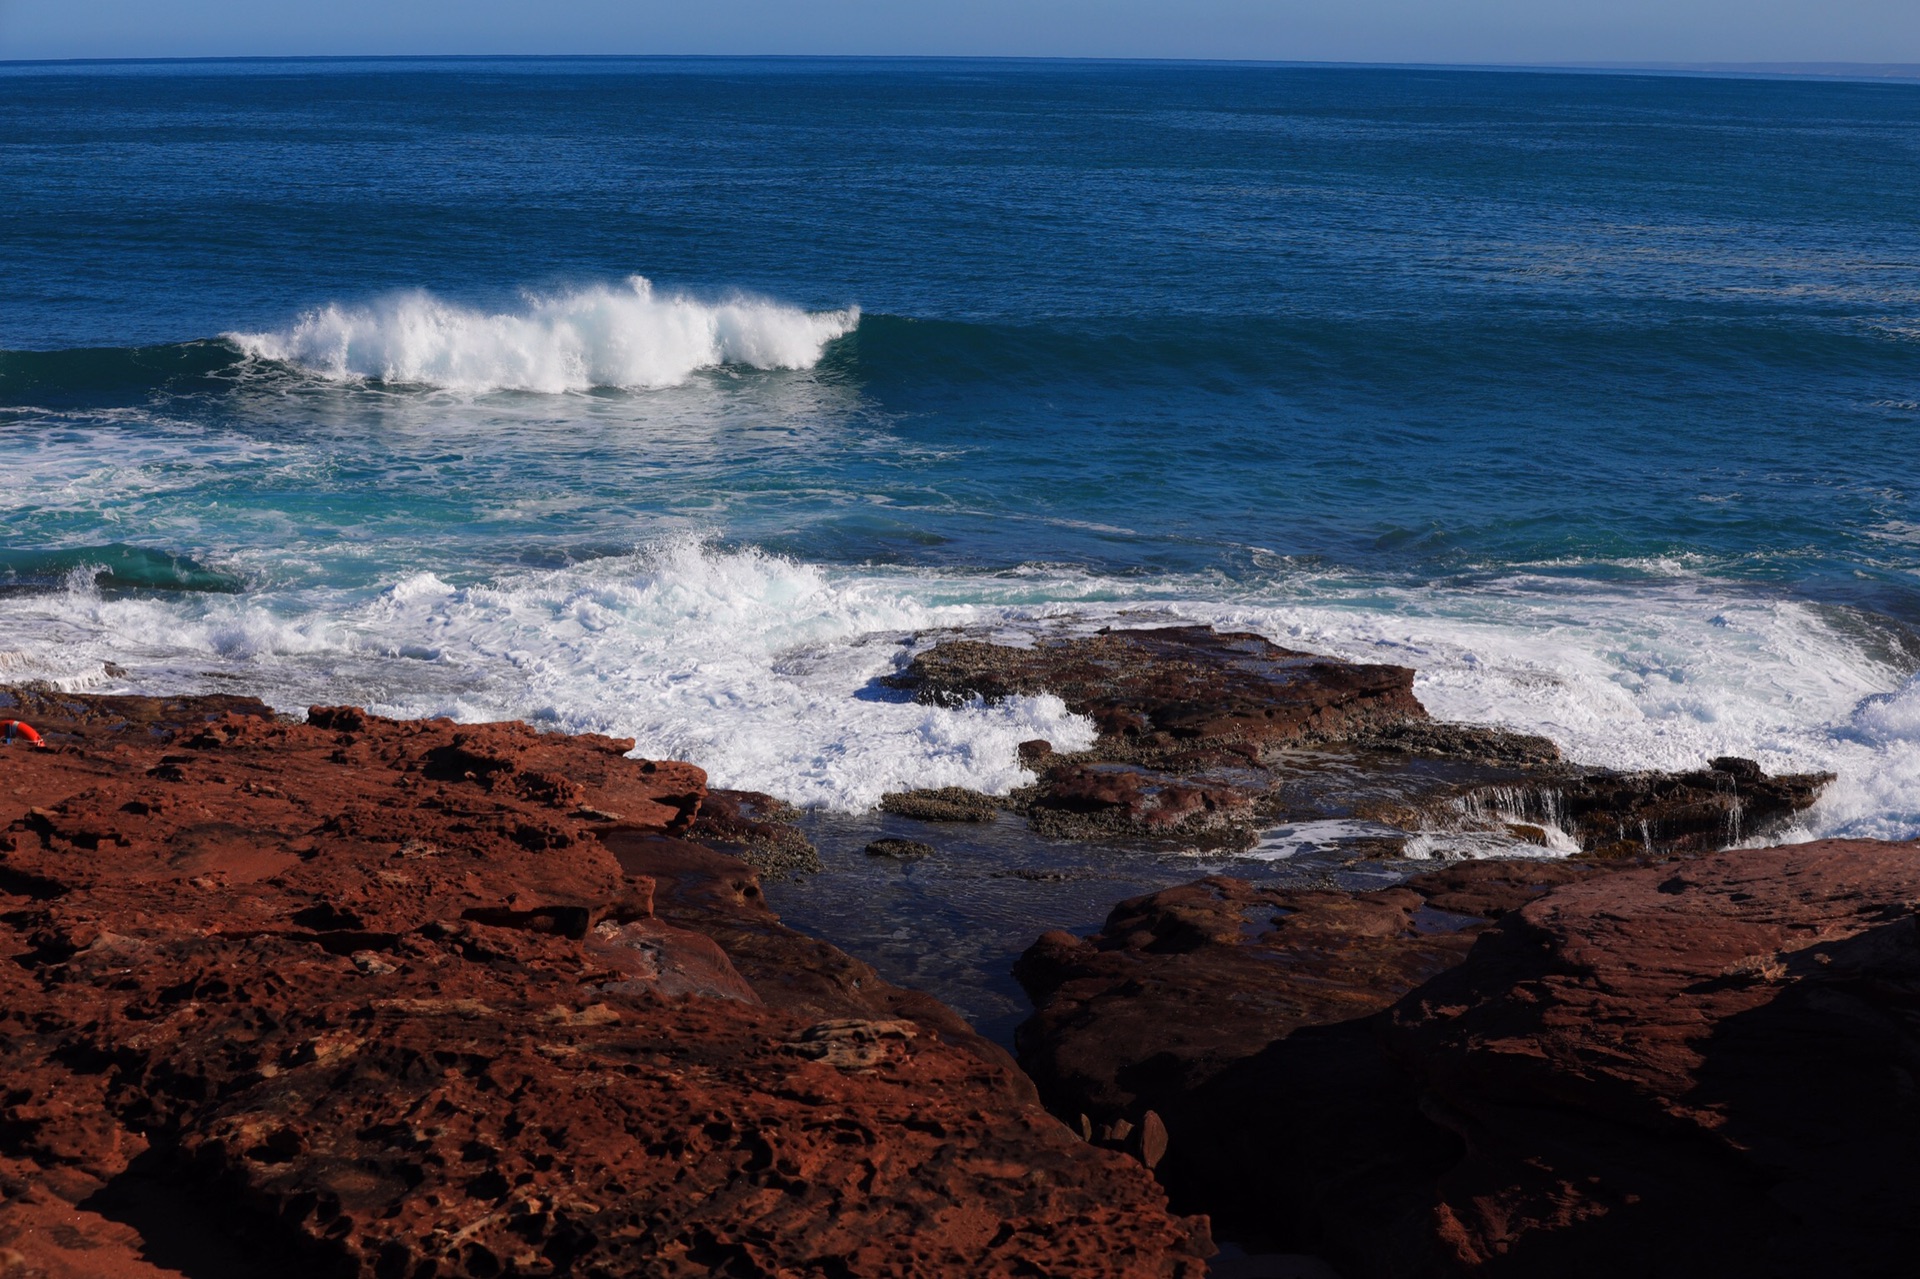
[3,58,1918,838]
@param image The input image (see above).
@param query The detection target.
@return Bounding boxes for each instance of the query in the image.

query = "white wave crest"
[227,277,859,392]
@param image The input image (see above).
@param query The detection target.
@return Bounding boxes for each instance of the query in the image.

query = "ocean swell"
[227,278,859,392]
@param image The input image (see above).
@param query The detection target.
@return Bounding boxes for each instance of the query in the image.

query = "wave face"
[0,545,243,594]
[226,278,858,392]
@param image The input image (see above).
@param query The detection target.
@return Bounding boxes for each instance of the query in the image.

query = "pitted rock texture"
[0,690,1210,1279]
[890,626,1828,854]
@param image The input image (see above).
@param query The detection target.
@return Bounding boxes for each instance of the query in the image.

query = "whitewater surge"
[227,277,859,392]
[0,542,1097,809]
[0,542,1916,837]
[1192,582,1920,844]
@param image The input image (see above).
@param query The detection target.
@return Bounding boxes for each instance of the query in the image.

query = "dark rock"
[1537,757,1831,857]
[1018,738,1055,765]
[1025,763,1262,847]
[1014,861,1597,1127]
[1138,1110,1170,1171]
[1358,719,1561,766]
[1014,842,1920,1277]
[864,838,935,860]
[879,786,1000,822]
[895,627,1828,857]
[894,626,1425,749]
[1381,839,1920,1277]
[685,786,824,876]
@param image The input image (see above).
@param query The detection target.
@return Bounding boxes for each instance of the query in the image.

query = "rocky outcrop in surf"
[0,690,1208,1279]
[887,625,1831,857]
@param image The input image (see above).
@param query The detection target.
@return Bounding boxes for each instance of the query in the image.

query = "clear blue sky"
[2,0,1917,65]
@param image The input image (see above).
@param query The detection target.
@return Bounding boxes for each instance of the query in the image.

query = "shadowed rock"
[1014,842,1920,1277]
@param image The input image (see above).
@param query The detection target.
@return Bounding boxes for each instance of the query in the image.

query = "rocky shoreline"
[3,627,1916,1278]
[0,690,1206,1278]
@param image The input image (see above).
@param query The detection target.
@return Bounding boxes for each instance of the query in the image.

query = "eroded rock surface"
[0,690,1209,1279]
[1384,839,1920,1278]
[1014,841,1920,1278]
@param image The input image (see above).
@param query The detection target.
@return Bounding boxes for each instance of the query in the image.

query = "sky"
[2,0,1918,65]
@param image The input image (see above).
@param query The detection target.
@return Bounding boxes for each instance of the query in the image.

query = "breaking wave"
[227,277,859,392]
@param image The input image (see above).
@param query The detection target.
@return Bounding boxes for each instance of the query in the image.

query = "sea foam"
[227,278,859,392]
[0,541,1096,810]
[3,542,1917,839]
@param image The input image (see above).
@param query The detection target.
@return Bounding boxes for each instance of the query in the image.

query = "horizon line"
[2,53,1919,83]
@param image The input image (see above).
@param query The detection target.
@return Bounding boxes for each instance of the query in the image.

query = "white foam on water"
[1186,577,1920,843]
[1,545,1916,838]
[0,542,1095,810]
[227,278,859,393]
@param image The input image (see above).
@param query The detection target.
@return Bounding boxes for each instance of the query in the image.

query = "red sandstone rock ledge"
[0,690,1210,1279]
[1015,841,1920,1278]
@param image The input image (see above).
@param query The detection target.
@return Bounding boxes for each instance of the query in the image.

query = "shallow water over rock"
[766,807,1420,1046]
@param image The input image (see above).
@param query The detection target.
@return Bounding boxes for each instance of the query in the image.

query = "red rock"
[1014,860,1598,1126]
[1015,843,1920,1277]
[894,625,1427,749]
[1384,839,1920,1277]
[0,691,1210,1279]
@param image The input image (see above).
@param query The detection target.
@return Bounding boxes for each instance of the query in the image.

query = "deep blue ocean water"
[3,58,1919,840]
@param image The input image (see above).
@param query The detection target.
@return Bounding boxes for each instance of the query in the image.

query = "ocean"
[4,56,1920,854]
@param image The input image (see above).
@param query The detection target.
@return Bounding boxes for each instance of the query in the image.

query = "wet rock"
[894,626,1425,749]
[0,690,1211,1279]
[1518,757,1831,857]
[864,837,936,860]
[879,786,1000,822]
[1358,719,1561,766]
[684,786,823,876]
[895,626,1827,857]
[1025,762,1264,848]
[1018,738,1055,766]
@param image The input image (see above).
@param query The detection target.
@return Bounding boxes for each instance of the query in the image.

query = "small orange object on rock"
[0,719,43,747]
